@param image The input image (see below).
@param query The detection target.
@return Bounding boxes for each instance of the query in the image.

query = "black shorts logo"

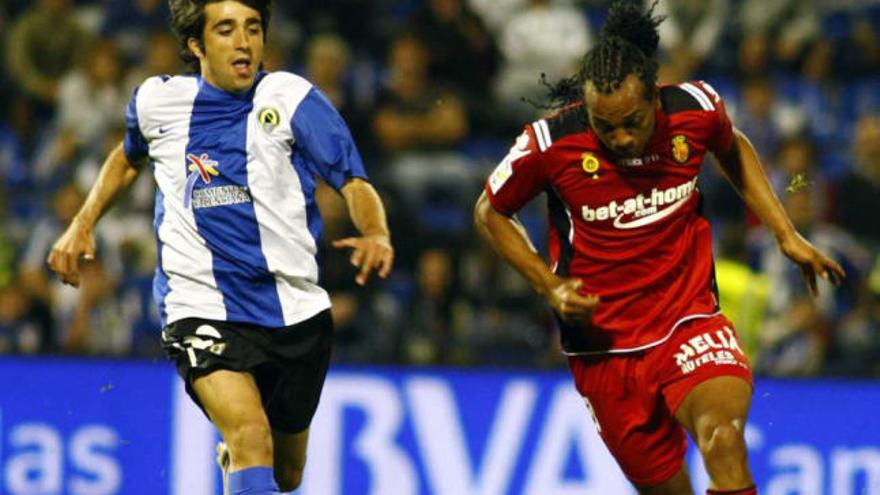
[163,324,228,367]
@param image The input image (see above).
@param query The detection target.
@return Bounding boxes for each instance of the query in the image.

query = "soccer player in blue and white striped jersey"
[47,1,394,493]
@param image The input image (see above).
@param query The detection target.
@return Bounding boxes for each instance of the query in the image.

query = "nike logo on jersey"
[581,177,698,229]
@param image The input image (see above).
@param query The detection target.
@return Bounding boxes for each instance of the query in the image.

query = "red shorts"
[567,314,752,487]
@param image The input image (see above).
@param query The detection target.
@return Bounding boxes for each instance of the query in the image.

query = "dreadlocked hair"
[540,0,665,110]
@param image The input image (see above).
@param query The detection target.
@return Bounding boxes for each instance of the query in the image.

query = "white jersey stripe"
[537,119,553,150]
[250,74,330,325]
[679,82,714,111]
[138,76,227,324]
[532,122,548,151]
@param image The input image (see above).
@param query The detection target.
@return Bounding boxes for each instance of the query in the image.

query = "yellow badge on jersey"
[672,135,690,163]
[581,152,600,175]
[258,107,281,132]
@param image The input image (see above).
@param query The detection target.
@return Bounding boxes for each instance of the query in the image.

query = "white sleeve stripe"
[531,119,553,152]
[532,122,548,151]
[538,119,552,150]
[679,82,714,111]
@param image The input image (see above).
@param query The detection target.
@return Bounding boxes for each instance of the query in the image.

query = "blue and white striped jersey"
[124,71,367,328]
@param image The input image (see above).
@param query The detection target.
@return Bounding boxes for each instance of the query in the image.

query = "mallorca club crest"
[184,153,219,208]
[581,152,600,179]
[671,135,690,164]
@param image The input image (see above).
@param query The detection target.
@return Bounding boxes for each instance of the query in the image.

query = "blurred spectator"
[752,191,870,376]
[736,32,771,80]
[372,33,474,235]
[5,0,90,108]
[493,0,592,122]
[833,114,880,248]
[315,181,401,363]
[739,0,819,69]
[284,2,382,53]
[55,38,126,152]
[652,0,730,78]
[0,105,30,192]
[457,238,554,366]
[838,17,880,77]
[408,0,499,123]
[124,31,182,91]
[19,183,87,306]
[0,280,54,354]
[303,33,374,149]
[28,39,127,192]
[400,247,459,364]
[727,77,804,160]
[768,135,831,219]
[826,256,880,377]
[778,39,840,153]
[714,224,769,362]
[100,0,170,63]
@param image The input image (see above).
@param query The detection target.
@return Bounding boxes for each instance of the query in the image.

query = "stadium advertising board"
[0,360,878,494]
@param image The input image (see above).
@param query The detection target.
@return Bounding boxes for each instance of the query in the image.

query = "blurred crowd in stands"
[0,0,878,377]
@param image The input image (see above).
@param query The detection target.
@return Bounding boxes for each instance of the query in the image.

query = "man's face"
[191,1,264,93]
[584,74,657,159]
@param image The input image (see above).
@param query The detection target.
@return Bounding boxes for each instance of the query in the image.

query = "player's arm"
[292,87,394,286]
[474,125,599,323]
[474,193,597,323]
[336,178,394,286]
[47,142,143,287]
[713,128,845,294]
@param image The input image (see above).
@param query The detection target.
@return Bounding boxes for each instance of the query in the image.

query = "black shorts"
[160,310,333,434]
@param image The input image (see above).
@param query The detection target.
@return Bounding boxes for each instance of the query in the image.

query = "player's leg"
[262,309,334,491]
[637,465,693,495]
[674,375,755,493]
[191,369,281,494]
[272,428,309,491]
[568,355,695,494]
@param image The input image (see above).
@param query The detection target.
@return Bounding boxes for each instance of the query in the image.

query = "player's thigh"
[568,356,688,488]
[191,369,269,438]
[673,375,752,440]
[262,311,333,434]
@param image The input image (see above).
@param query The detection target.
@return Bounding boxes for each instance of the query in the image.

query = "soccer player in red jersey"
[474,2,845,494]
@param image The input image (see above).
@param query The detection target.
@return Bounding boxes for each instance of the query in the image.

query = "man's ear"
[187,37,205,60]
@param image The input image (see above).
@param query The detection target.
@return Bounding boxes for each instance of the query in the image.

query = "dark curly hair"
[542,0,664,109]
[169,0,271,73]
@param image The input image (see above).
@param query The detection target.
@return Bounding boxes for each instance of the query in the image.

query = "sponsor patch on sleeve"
[489,131,532,194]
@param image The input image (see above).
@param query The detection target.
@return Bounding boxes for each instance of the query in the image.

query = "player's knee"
[227,422,273,461]
[275,464,304,491]
[698,420,745,460]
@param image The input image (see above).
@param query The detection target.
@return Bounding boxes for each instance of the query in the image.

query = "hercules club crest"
[671,135,690,164]
[258,107,281,133]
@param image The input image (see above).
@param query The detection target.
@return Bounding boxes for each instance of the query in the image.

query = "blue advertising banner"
[0,359,878,494]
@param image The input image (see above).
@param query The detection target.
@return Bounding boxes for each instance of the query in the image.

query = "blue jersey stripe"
[152,186,169,326]
[186,78,284,327]
[124,86,148,162]
[290,151,324,269]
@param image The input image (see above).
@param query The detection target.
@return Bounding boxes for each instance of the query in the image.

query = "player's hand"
[46,219,96,288]
[546,277,600,324]
[778,231,846,297]
[332,234,394,286]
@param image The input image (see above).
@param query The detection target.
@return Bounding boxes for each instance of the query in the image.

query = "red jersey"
[485,81,736,354]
